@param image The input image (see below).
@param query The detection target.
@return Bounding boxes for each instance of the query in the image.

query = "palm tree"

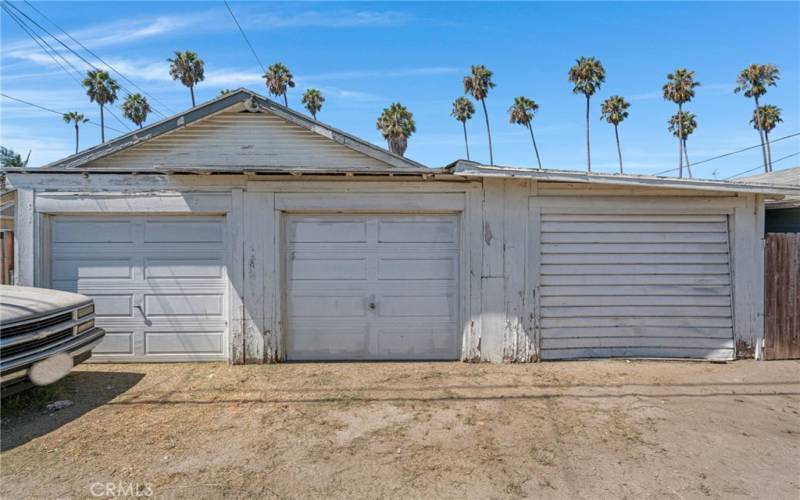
[376,103,416,156]
[121,94,151,129]
[168,50,205,107]
[451,97,475,160]
[663,69,700,178]
[600,95,630,173]
[62,112,89,153]
[668,111,698,178]
[264,63,295,107]
[82,69,119,143]
[751,104,782,172]
[463,65,496,164]
[735,64,780,172]
[568,57,605,172]
[508,96,542,169]
[302,88,324,119]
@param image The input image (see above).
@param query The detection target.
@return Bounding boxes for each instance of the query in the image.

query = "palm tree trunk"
[527,124,542,169]
[614,123,623,174]
[677,103,684,178]
[190,85,196,107]
[585,94,591,172]
[765,130,773,172]
[100,104,105,144]
[462,121,470,160]
[74,124,79,153]
[684,139,693,178]
[283,93,288,107]
[480,98,493,165]
[753,96,768,172]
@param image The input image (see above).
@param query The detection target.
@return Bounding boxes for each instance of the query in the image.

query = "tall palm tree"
[302,88,324,119]
[508,96,542,169]
[168,50,205,107]
[62,112,89,153]
[735,64,780,172]
[751,104,782,172]
[451,97,475,160]
[376,103,416,156]
[121,94,151,129]
[82,69,119,144]
[663,69,700,178]
[463,65,496,164]
[568,57,605,172]
[264,63,295,107]
[600,95,630,173]
[668,111,698,178]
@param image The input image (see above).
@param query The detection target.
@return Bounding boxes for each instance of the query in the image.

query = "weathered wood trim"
[227,189,245,364]
[34,192,231,214]
[462,187,483,361]
[530,196,744,211]
[275,193,465,212]
[503,180,531,361]
[249,180,480,193]
[14,188,34,286]
[527,202,542,361]
[6,173,248,191]
[480,178,504,362]
[730,194,765,359]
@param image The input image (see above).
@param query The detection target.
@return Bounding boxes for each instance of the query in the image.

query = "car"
[0,285,105,397]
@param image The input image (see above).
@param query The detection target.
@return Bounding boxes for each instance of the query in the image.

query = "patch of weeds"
[530,445,556,466]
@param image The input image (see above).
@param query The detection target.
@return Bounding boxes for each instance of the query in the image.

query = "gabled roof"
[445,160,800,196]
[742,167,800,208]
[36,89,428,173]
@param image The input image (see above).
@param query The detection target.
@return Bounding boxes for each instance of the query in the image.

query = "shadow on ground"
[1,370,144,451]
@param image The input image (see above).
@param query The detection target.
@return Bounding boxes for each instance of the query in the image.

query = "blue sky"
[1,1,798,178]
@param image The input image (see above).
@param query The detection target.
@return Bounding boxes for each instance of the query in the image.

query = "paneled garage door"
[286,215,460,360]
[51,216,227,361]
[537,211,735,360]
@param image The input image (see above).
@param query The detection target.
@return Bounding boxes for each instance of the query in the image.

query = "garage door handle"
[135,305,146,317]
[368,302,376,310]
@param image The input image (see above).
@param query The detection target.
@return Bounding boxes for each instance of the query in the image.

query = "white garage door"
[286,215,460,360]
[51,216,227,361]
[537,212,735,360]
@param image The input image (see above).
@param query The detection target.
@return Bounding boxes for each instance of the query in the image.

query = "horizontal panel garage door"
[51,216,227,361]
[537,212,735,360]
[286,215,459,360]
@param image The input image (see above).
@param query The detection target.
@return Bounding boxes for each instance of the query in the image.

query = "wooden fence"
[764,233,800,360]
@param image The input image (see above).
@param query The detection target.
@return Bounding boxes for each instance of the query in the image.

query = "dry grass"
[2,360,799,499]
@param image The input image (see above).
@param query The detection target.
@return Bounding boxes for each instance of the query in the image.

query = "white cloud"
[247,9,413,29]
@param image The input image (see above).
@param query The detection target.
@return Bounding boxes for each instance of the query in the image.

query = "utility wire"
[652,131,800,176]
[3,2,132,132]
[224,0,265,74]
[1,92,128,134]
[22,0,173,117]
[724,152,800,179]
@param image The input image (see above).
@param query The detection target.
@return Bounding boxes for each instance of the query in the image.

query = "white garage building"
[6,90,797,363]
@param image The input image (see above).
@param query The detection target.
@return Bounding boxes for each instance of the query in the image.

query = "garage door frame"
[264,188,478,362]
[31,190,239,362]
[528,195,740,360]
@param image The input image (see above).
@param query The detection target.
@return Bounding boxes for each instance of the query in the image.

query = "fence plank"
[764,233,800,360]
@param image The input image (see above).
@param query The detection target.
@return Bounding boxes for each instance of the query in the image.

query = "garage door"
[536,212,735,360]
[286,215,459,360]
[51,216,227,361]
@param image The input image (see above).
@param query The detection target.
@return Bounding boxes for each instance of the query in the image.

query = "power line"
[1,92,128,134]
[22,0,173,118]
[653,131,800,176]
[224,0,265,74]
[2,2,132,132]
[724,152,800,179]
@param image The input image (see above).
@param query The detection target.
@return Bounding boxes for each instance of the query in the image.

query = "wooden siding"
[764,233,800,360]
[81,107,392,171]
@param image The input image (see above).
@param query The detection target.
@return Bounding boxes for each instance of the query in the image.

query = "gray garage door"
[537,212,735,360]
[51,216,227,361]
[286,214,460,360]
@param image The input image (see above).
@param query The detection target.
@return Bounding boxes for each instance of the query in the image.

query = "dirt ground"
[1,360,799,499]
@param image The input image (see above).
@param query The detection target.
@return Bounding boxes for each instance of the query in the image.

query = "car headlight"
[76,319,94,334]
[77,304,94,318]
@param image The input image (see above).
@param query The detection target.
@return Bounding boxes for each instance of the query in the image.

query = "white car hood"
[0,285,91,325]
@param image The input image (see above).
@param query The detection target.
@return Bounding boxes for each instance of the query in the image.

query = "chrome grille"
[0,312,73,339]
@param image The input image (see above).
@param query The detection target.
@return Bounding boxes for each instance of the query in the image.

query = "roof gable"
[40,90,427,173]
